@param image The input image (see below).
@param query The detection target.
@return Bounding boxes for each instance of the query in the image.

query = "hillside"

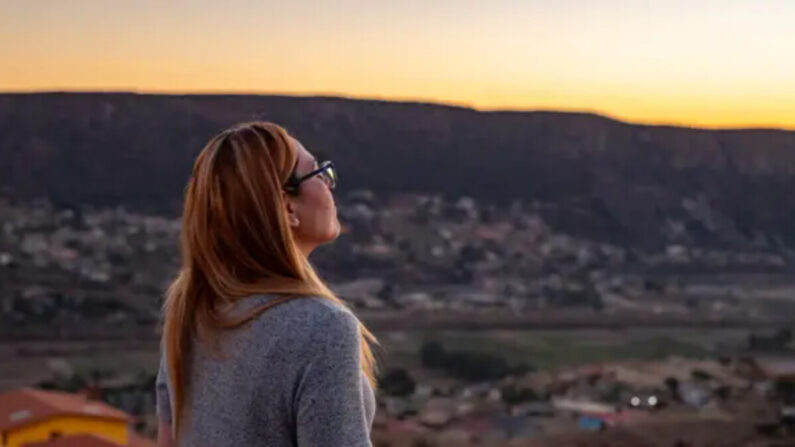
[1,92,794,247]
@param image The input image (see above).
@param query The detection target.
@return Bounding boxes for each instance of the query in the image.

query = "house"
[0,388,154,447]
[24,434,121,447]
[746,357,795,382]
[419,397,455,427]
[744,357,795,428]
[23,433,154,447]
[551,397,617,415]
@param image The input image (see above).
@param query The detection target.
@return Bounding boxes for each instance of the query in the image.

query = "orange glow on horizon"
[1,0,793,130]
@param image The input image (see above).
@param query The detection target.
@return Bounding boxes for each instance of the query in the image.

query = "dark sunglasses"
[284,160,337,193]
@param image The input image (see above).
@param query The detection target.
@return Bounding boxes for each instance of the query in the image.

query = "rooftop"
[24,434,122,447]
[0,388,129,432]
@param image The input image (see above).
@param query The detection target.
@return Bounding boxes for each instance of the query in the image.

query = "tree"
[420,340,519,382]
[501,385,538,405]
[379,368,416,397]
[420,340,446,369]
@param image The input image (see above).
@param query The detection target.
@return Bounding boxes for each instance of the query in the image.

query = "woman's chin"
[328,220,342,241]
[314,221,341,246]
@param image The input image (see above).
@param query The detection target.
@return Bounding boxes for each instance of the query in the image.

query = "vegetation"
[379,368,416,397]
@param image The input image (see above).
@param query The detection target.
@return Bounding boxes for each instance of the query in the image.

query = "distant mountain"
[1,92,794,248]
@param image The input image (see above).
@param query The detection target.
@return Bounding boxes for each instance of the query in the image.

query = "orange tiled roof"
[0,388,129,432]
[21,433,156,447]
[23,434,121,447]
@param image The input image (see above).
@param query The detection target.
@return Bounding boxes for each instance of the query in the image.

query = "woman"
[156,122,378,447]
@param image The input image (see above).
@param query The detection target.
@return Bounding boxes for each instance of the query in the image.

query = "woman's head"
[283,137,341,254]
[184,122,338,283]
[163,121,377,438]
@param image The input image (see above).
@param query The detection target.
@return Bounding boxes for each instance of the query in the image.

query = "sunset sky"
[1,0,793,129]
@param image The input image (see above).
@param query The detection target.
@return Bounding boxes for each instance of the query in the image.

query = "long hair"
[161,122,378,438]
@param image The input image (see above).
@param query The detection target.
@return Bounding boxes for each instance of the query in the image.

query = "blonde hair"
[161,122,378,438]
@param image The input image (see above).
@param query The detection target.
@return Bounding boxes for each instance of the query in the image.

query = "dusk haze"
[1,0,794,128]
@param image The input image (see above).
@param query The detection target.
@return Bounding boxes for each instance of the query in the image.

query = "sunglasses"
[284,160,337,193]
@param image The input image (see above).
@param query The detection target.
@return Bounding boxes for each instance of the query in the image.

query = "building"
[0,388,154,447]
[23,433,155,447]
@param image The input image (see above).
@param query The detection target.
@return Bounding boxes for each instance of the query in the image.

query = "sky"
[1,0,794,129]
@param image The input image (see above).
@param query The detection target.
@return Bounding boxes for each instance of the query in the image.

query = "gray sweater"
[156,295,376,447]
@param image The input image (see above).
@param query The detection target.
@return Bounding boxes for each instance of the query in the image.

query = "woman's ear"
[283,195,300,228]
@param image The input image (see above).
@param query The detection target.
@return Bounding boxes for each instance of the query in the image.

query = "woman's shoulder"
[251,294,353,318]
[245,295,360,342]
